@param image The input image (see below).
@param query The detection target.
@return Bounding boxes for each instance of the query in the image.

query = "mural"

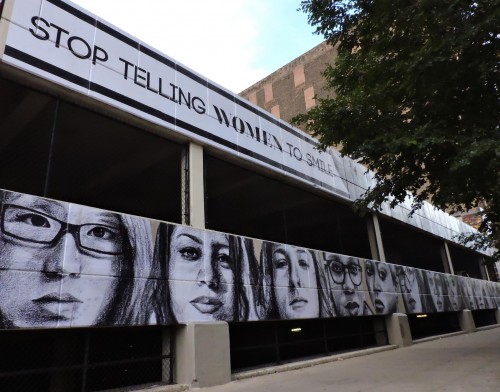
[0,190,499,329]
[0,190,154,328]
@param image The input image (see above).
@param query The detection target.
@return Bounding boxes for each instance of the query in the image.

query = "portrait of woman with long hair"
[153,223,258,323]
[0,191,154,328]
[260,242,331,320]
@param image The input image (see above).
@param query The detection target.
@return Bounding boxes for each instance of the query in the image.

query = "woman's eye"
[379,270,387,280]
[298,259,310,269]
[216,254,232,269]
[18,213,51,228]
[349,265,360,275]
[274,258,288,269]
[366,266,374,276]
[179,247,201,261]
[87,226,114,239]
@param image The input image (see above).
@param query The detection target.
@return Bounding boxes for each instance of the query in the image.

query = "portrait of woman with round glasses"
[365,260,399,315]
[324,253,366,317]
[0,191,154,329]
[260,242,331,320]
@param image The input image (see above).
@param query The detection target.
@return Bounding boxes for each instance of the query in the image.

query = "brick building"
[240,41,336,126]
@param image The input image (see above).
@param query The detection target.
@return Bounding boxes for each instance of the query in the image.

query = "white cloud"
[72,0,271,92]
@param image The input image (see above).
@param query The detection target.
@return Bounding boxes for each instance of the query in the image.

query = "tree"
[293,0,500,261]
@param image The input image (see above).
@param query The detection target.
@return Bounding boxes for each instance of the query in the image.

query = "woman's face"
[462,279,476,309]
[481,284,492,308]
[168,226,235,322]
[366,261,398,314]
[473,281,485,309]
[0,194,124,327]
[399,267,423,313]
[472,280,486,309]
[271,245,320,319]
[326,254,364,316]
[427,272,444,312]
[446,276,461,311]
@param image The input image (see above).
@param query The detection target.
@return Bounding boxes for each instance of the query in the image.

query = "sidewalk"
[201,327,500,392]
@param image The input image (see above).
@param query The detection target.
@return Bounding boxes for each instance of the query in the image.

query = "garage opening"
[0,77,183,223]
[472,310,498,328]
[407,312,460,340]
[0,326,172,392]
[229,316,387,372]
[379,217,445,271]
[205,154,372,259]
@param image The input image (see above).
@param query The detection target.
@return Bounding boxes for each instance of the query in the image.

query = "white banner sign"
[0,0,350,199]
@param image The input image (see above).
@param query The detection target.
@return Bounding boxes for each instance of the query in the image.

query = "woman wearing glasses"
[323,253,366,317]
[365,260,399,314]
[0,191,153,328]
[260,242,331,320]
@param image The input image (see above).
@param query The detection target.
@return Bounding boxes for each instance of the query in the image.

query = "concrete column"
[440,242,454,274]
[495,309,500,325]
[385,313,412,347]
[482,257,491,281]
[174,322,231,388]
[367,214,386,262]
[458,309,476,333]
[183,142,205,229]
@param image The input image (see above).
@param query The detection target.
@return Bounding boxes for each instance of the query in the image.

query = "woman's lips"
[344,301,360,314]
[32,293,82,304]
[32,293,82,320]
[290,297,308,310]
[190,296,222,314]
[374,299,385,312]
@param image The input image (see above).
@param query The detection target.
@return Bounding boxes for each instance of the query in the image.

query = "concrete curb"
[475,323,500,332]
[232,344,398,381]
[412,330,466,344]
[105,383,190,392]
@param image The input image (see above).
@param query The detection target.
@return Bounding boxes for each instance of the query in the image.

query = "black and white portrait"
[154,223,257,323]
[459,276,477,310]
[472,279,487,309]
[393,266,426,314]
[0,191,154,328]
[323,253,366,317]
[365,260,399,315]
[260,242,331,320]
[444,274,463,311]
[423,270,447,312]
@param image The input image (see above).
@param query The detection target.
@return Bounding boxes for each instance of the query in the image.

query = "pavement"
[199,327,500,392]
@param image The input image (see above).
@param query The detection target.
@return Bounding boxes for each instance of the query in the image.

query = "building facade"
[0,1,499,391]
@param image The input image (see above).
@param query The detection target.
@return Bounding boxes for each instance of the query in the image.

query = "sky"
[71,0,324,93]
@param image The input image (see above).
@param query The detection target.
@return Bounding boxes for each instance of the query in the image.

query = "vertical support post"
[458,309,476,333]
[479,256,489,280]
[441,241,454,275]
[174,322,231,388]
[367,214,386,262]
[384,313,413,347]
[183,142,205,229]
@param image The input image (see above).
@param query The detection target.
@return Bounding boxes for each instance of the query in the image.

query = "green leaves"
[294,0,500,262]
